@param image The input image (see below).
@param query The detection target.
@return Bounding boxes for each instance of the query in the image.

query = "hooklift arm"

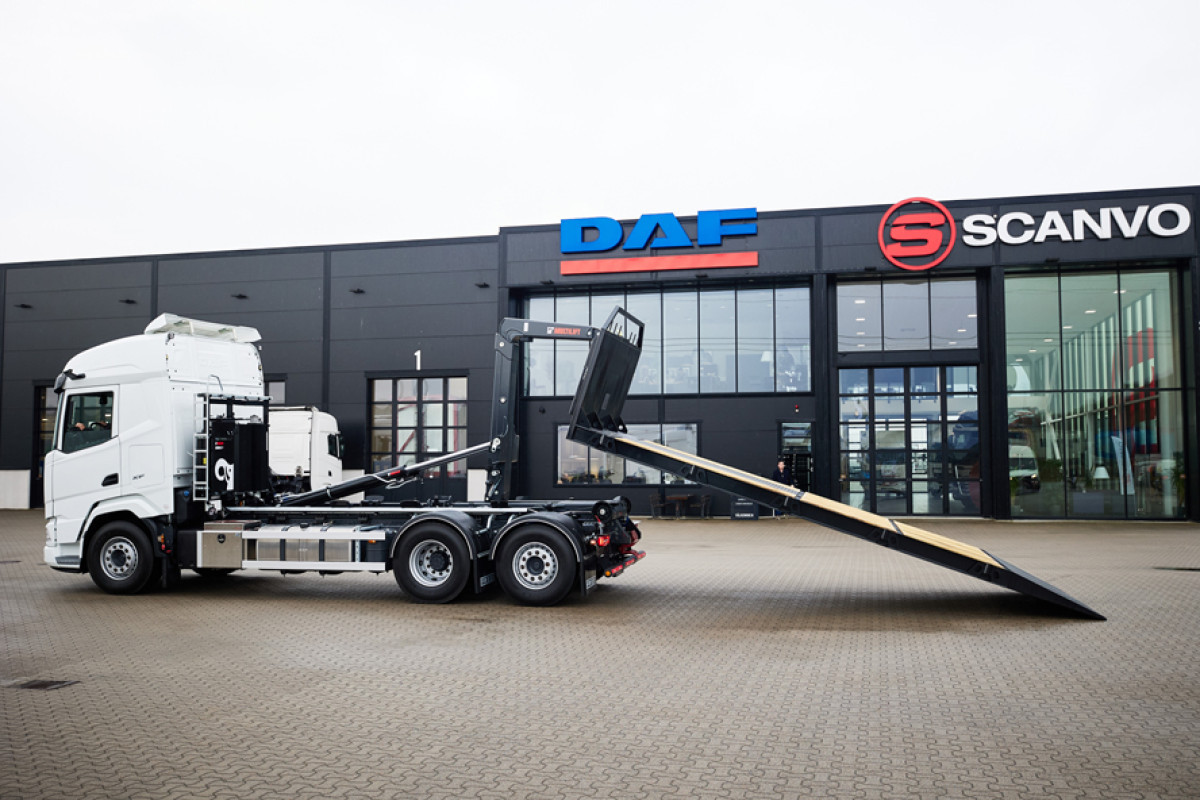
[278,316,599,508]
[486,318,600,504]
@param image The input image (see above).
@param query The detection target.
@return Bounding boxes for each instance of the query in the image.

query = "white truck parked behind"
[268,406,343,494]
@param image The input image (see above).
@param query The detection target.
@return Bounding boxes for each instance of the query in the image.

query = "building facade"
[3,186,1196,521]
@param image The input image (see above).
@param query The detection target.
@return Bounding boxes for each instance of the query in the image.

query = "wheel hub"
[101,538,138,579]
[410,540,453,587]
[514,543,558,590]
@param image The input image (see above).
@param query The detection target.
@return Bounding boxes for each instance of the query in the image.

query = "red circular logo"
[877,197,956,271]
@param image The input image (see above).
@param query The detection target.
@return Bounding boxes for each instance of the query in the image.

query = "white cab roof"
[144,313,261,343]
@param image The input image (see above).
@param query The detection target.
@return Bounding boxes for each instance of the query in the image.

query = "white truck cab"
[44,314,265,571]
[268,406,343,493]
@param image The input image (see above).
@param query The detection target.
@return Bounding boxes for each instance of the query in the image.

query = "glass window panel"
[554,295,591,396]
[874,394,905,422]
[1129,390,1185,518]
[931,278,978,349]
[447,377,467,401]
[775,287,811,392]
[874,368,904,395]
[527,340,554,396]
[591,293,624,326]
[910,367,939,393]
[395,430,418,454]
[840,369,869,395]
[911,482,942,515]
[371,404,392,428]
[910,395,941,421]
[663,290,699,394]
[393,378,417,403]
[884,280,930,350]
[838,282,882,352]
[627,293,662,395]
[947,366,977,393]
[396,403,417,428]
[700,290,735,393]
[626,423,664,484]
[447,403,467,427]
[423,429,444,453]
[371,430,393,454]
[526,296,555,396]
[372,380,393,402]
[840,423,869,451]
[661,423,699,484]
[1061,271,1119,392]
[946,393,977,420]
[422,380,443,402]
[840,396,870,423]
[1120,271,1180,390]
[558,426,590,484]
[422,403,444,427]
[1008,392,1065,518]
[737,289,774,392]
[1005,274,1061,392]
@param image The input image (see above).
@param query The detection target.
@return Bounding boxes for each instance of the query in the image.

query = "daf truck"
[43,313,645,605]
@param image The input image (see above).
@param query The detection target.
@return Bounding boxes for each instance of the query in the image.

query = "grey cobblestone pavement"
[2,509,1198,799]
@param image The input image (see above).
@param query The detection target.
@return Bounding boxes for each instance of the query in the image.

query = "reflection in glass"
[1006,268,1183,519]
[526,296,554,395]
[884,280,929,350]
[1120,271,1179,389]
[931,278,977,349]
[737,289,774,391]
[840,368,869,395]
[775,287,811,391]
[627,293,662,394]
[700,290,735,393]
[1062,272,1119,392]
[556,423,698,486]
[555,294,590,396]
[1005,274,1061,392]
[663,291,699,394]
[838,282,882,352]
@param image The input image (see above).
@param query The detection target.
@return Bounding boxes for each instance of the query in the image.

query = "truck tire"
[495,526,576,606]
[86,521,155,595]
[393,524,470,603]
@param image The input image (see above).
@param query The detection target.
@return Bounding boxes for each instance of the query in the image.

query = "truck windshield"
[60,392,114,454]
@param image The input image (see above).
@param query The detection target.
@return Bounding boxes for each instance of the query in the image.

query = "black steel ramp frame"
[565,306,1105,621]
[583,431,1106,621]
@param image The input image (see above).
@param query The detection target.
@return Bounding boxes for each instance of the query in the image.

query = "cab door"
[46,389,121,543]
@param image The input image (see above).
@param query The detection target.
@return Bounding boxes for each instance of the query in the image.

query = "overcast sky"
[2,0,1198,264]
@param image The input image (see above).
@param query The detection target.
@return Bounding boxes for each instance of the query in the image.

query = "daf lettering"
[962,203,1191,246]
[561,208,757,254]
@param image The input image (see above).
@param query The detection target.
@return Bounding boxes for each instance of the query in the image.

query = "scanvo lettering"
[962,203,1191,246]
[561,208,757,253]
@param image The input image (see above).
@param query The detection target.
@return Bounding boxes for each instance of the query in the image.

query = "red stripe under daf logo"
[560,252,759,276]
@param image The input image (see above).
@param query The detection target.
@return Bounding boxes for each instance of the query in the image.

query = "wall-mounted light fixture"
[475,281,490,288]
[540,279,554,286]
[119,298,137,305]
[231,293,248,299]
[350,288,365,294]
[14,303,32,309]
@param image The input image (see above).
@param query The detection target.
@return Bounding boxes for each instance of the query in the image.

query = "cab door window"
[60,392,114,454]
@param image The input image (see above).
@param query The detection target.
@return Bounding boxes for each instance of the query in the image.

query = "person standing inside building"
[772,458,792,486]
[771,458,792,518]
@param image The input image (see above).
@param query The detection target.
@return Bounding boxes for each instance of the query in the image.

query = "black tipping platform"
[567,307,1105,621]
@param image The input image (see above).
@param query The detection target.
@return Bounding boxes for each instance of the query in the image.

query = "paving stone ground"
[2,509,1198,799]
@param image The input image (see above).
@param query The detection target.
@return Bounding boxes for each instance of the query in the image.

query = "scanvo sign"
[879,197,1193,271]
[559,208,758,275]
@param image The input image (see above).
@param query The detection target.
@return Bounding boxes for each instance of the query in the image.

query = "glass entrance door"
[838,366,980,516]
